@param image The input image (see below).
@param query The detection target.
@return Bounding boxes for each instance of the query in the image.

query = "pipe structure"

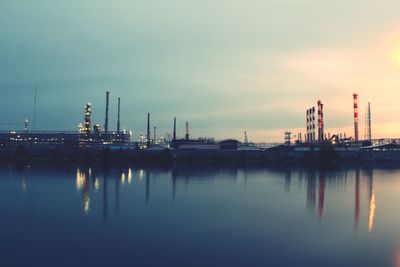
[173,117,176,141]
[185,121,189,141]
[147,113,151,147]
[84,103,92,134]
[367,98,372,141]
[317,101,324,142]
[311,107,316,142]
[353,94,359,141]
[117,97,121,134]
[306,109,310,143]
[104,91,109,136]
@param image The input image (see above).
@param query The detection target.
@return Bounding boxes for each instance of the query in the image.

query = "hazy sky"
[1,0,400,142]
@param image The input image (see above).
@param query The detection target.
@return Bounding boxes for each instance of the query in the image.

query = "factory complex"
[1,91,400,163]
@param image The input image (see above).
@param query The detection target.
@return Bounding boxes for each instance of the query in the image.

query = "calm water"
[1,162,400,267]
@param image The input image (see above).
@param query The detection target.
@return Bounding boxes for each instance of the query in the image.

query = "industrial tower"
[365,98,372,141]
[306,107,316,143]
[185,122,189,140]
[317,100,324,142]
[147,113,151,147]
[353,94,359,141]
[84,103,92,134]
[117,97,121,134]
[104,91,110,136]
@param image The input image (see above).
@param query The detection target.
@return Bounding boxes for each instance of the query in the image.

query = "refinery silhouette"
[0,90,398,163]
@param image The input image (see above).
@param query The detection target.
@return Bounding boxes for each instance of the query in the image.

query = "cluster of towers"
[353,94,359,141]
[302,94,371,145]
[306,100,324,143]
[80,91,122,136]
[144,114,190,147]
[353,93,372,142]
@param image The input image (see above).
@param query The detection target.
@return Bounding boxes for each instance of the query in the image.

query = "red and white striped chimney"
[318,100,324,142]
[353,94,359,141]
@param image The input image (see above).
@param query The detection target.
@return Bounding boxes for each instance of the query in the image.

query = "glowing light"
[94,178,100,191]
[368,190,376,233]
[83,193,90,214]
[127,168,132,184]
[121,173,126,184]
[76,168,85,190]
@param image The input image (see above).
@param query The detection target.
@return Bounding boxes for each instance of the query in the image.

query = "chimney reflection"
[307,172,316,210]
[146,170,150,204]
[285,170,291,192]
[115,172,120,215]
[317,172,325,223]
[74,166,138,220]
[172,170,176,202]
[354,168,360,230]
[103,170,108,222]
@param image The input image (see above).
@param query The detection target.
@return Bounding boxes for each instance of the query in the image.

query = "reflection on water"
[71,164,379,232]
[1,163,399,266]
[9,164,380,228]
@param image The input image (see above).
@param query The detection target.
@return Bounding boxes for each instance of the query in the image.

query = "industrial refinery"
[0,91,399,162]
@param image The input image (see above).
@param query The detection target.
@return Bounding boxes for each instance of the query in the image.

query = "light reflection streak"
[121,173,126,184]
[354,168,360,230]
[94,177,101,191]
[76,168,91,215]
[368,189,376,233]
[367,169,375,233]
[127,168,132,184]
[83,193,90,214]
[76,168,85,191]
[22,176,27,192]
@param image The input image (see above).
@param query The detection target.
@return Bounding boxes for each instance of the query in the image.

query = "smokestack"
[185,121,189,141]
[173,117,176,141]
[318,101,324,142]
[153,126,157,144]
[353,94,359,141]
[306,109,310,143]
[311,107,316,142]
[367,98,372,141]
[104,91,109,135]
[147,113,151,147]
[117,97,121,134]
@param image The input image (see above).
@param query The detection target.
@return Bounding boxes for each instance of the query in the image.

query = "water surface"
[1,162,400,267]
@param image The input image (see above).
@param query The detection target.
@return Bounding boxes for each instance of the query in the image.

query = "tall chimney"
[367,98,372,141]
[318,101,324,142]
[153,126,157,144]
[147,113,151,147]
[173,117,176,141]
[104,91,109,136]
[117,97,121,134]
[311,107,316,142]
[185,121,189,141]
[353,94,359,141]
[306,109,310,143]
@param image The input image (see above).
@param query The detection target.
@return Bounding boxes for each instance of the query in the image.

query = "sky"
[1,0,400,142]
